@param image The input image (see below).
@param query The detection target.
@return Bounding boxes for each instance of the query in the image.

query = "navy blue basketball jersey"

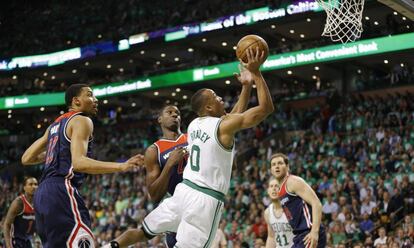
[153,133,188,197]
[278,175,313,234]
[11,194,35,240]
[41,111,93,188]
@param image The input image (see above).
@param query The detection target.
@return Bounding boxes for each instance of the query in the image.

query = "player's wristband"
[110,241,120,248]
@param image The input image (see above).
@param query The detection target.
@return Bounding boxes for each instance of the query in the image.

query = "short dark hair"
[23,176,36,186]
[191,88,208,114]
[65,84,89,107]
[159,104,177,117]
[270,153,289,165]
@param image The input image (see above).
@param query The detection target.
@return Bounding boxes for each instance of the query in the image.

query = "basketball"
[236,35,269,64]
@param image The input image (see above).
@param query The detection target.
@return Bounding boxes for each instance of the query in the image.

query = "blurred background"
[0,0,414,247]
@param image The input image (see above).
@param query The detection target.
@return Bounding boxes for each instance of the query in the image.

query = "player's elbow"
[263,101,274,114]
[245,112,269,127]
[314,201,322,211]
[256,104,274,120]
[256,105,274,121]
[21,153,32,166]
[21,157,29,166]
[317,201,322,209]
[269,103,275,113]
[3,218,12,229]
[72,157,86,172]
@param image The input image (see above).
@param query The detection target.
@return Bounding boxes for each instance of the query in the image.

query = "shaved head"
[191,88,209,115]
[191,88,225,117]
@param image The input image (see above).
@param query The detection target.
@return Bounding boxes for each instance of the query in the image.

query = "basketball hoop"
[316,0,365,43]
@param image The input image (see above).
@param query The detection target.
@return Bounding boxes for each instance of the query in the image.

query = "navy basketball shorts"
[166,232,177,248]
[11,237,32,248]
[292,228,327,248]
[34,177,94,248]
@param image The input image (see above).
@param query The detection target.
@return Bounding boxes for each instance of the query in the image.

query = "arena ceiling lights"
[0,1,323,71]
[1,32,414,110]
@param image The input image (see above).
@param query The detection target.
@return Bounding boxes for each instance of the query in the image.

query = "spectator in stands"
[322,193,339,221]
[359,179,373,202]
[318,174,331,193]
[394,227,405,245]
[344,213,360,242]
[364,235,374,248]
[330,222,347,246]
[378,191,391,214]
[361,197,377,215]
[389,187,405,224]
[360,213,374,235]
[374,227,388,247]
[402,215,413,233]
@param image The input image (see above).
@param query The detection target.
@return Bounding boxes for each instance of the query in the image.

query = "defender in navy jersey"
[270,153,326,248]
[144,105,188,248]
[3,177,38,248]
[21,84,144,248]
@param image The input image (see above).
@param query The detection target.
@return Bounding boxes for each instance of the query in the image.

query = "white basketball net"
[316,0,365,43]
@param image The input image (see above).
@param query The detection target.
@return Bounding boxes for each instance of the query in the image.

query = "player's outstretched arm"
[264,208,276,248]
[231,64,253,114]
[219,48,274,148]
[145,145,186,202]
[3,197,23,248]
[69,115,143,174]
[288,176,322,248]
[21,127,48,166]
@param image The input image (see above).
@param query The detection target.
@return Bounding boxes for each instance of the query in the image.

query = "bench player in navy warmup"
[270,153,326,248]
[3,177,38,248]
[21,84,143,248]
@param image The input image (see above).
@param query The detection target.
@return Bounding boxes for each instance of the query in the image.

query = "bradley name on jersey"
[190,129,211,143]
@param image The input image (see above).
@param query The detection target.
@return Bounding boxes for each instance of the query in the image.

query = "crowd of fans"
[0,85,414,247]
